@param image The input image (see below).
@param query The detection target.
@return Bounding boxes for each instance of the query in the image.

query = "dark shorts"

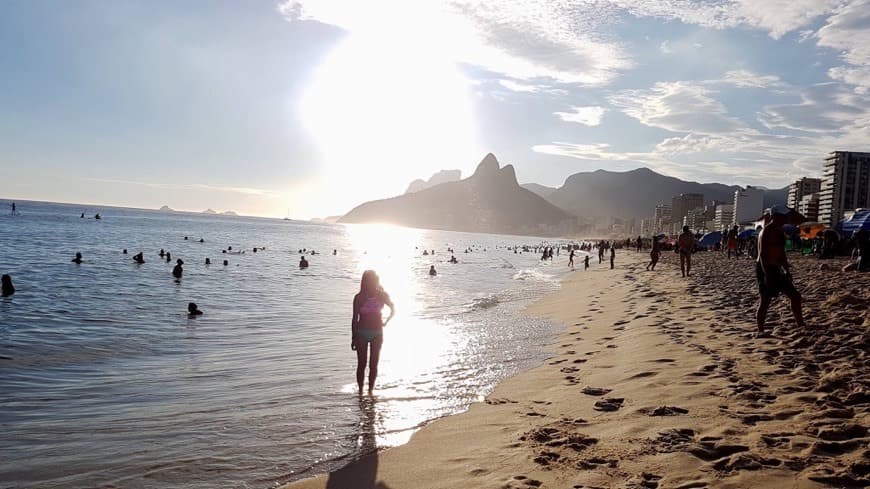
[756,262,798,297]
[354,328,383,343]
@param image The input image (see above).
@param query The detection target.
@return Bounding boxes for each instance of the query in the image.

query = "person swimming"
[172,259,184,278]
[429,265,437,276]
[351,270,395,393]
[159,249,165,257]
[205,257,211,265]
[199,238,204,243]
[122,249,128,254]
[94,213,101,220]
[449,255,458,264]
[71,252,83,264]
[299,256,309,269]
[223,259,229,266]
[1,274,14,297]
[187,302,203,316]
[133,252,145,264]
[165,252,171,262]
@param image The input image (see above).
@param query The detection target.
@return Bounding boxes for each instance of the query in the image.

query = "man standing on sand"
[726,225,739,259]
[609,245,615,269]
[756,205,807,337]
[677,226,695,277]
[568,248,575,270]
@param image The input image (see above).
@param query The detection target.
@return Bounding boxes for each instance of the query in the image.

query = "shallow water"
[0,200,572,488]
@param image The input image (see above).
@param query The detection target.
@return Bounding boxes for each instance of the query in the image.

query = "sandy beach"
[285,250,869,489]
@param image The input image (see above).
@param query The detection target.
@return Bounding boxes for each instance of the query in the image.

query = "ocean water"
[0,200,572,488]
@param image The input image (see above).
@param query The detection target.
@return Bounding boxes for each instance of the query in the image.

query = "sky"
[1,0,869,219]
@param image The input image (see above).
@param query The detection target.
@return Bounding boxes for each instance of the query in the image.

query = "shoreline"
[283,250,869,489]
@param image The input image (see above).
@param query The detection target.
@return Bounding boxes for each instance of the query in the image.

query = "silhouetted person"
[165,252,171,262]
[188,302,203,316]
[159,249,165,258]
[449,255,458,264]
[584,255,590,270]
[94,213,101,220]
[678,226,695,277]
[352,270,395,393]
[253,248,257,253]
[122,249,128,254]
[205,258,211,265]
[133,252,145,264]
[727,225,739,259]
[1,274,14,297]
[80,212,85,218]
[609,246,615,269]
[756,207,806,337]
[223,259,228,266]
[333,249,337,255]
[299,256,309,269]
[172,259,183,278]
[72,252,83,264]
[199,238,204,243]
[11,202,15,215]
[568,249,575,270]
[429,265,437,276]
[646,237,660,271]
[184,236,188,240]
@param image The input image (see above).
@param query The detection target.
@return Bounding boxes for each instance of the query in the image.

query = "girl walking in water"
[351,270,395,394]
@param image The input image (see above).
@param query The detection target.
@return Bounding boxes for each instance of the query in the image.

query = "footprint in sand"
[581,386,612,396]
[593,398,624,412]
[506,475,542,488]
[639,406,689,416]
[628,371,659,379]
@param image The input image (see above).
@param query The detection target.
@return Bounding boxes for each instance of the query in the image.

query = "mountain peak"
[472,153,500,179]
[500,164,518,186]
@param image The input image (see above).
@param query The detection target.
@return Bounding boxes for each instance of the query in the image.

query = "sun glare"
[301,29,480,211]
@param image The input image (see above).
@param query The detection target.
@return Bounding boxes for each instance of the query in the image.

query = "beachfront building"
[671,193,704,227]
[652,204,671,234]
[818,151,870,227]
[713,204,734,230]
[787,177,822,209]
[732,186,764,225]
[797,193,821,222]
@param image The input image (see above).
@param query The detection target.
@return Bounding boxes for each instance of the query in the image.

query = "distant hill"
[158,205,174,212]
[546,167,788,220]
[221,210,237,216]
[405,169,462,194]
[340,154,573,236]
[203,209,217,214]
[521,183,557,199]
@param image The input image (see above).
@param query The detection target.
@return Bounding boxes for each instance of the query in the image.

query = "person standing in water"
[568,248,575,270]
[351,270,395,394]
[1,274,14,297]
[609,245,615,269]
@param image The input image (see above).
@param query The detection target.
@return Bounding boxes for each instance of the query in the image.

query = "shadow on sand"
[325,395,390,489]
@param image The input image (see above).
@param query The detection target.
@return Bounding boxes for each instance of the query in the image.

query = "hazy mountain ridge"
[405,169,462,194]
[521,183,557,199]
[547,167,787,220]
[340,154,573,236]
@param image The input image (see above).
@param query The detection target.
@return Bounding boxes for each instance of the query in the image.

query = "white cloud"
[659,40,672,54]
[281,0,632,86]
[608,82,746,135]
[719,69,782,88]
[498,79,541,93]
[816,0,870,88]
[610,0,842,39]
[554,106,606,126]
[758,82,870,133]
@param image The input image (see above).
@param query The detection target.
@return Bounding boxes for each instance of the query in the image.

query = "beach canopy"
[836,209,870,235]
[799,222,826,238]
[698,231,722,247]
[737,229,757,239]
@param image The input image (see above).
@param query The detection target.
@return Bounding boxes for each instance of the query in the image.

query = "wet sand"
[284,250,869,489]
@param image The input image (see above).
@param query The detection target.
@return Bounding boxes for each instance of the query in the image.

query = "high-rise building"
[671,193,704,226]
[653,204,671,234]
[732,186,764,225]
[818,151,870,227]
[713,204,734,230]
[797,193,820,222]
[787,177,822,209]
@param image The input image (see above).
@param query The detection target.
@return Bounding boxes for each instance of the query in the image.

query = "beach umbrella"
[836,209,870,235]
[737,229,757,239]
[798,222,825,238]
[759,204,806,226]
[698,231,722,247]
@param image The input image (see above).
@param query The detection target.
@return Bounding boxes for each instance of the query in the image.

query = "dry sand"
[284,251,869,489]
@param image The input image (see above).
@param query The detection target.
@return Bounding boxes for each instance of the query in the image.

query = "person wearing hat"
[756,205,807,337]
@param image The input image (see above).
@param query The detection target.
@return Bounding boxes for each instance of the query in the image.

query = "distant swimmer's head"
[76,252,82,259]
[1,274,14,297]
[223,259,229,266]
[184,236,188,240]
[122,249,128,254]
[360,270,381,294]
[228,246,232,251]
[205,258,211,264]
[222,249,227,253]
[177,259,184,265]
[188,302,203,316]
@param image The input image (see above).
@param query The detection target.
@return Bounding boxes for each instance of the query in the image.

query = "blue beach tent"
[698,231,722,247]
[836,209,870,235]
[737,229,757,240]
